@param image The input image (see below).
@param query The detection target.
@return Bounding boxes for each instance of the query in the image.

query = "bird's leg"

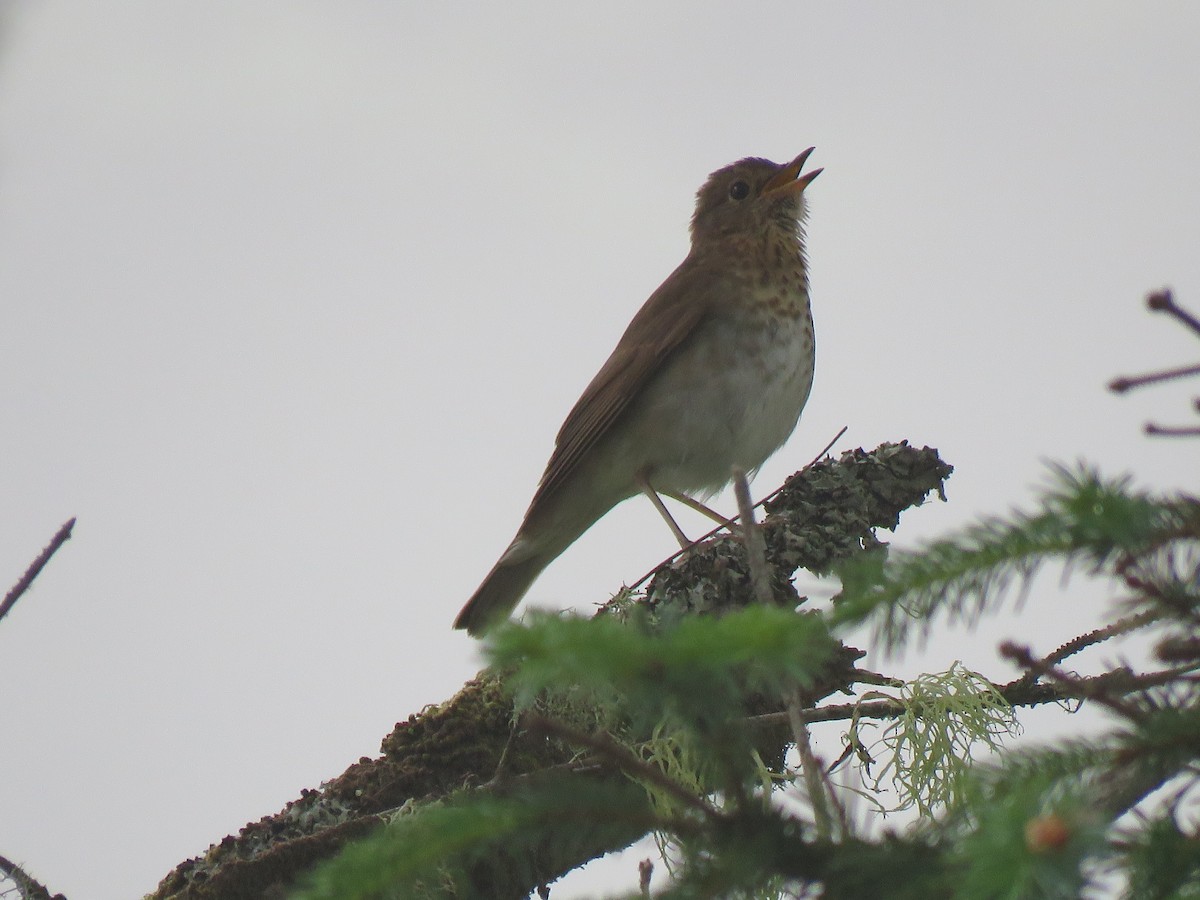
[638,478,692,550]
[656,488,738,531]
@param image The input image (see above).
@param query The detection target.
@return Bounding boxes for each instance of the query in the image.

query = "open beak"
[761,147,822,197]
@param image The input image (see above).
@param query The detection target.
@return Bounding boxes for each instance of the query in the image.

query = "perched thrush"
[454,150,821,635]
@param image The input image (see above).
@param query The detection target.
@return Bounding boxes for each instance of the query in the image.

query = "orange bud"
[1024,814,1071,853]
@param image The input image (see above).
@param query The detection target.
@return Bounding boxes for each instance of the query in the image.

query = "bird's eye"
[728,180,750,201]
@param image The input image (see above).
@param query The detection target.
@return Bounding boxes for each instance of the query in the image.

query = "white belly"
[610,307,815,495]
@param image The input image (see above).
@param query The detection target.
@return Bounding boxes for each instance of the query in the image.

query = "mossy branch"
[148,441,952,900]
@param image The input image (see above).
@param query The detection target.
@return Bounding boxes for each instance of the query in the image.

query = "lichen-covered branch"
[619,441,952,618]
[0,855,65,900]
[149,442,952,900]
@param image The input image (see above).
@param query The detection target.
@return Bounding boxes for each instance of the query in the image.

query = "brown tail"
[453,551,550,636]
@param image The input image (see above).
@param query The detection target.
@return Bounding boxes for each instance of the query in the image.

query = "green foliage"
[295,775,655,900]
[299,456,1199,898]
[489,606,838,744]
[951,772,1106,900]
[830,465,1196,649]
[1123,697,1200,771]
[297,608,842,899]
[1121,812,1200,899]
[945,741,1116,815]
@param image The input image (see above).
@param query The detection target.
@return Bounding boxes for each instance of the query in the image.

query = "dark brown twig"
[1109,289,1200,435]
[1109,362,1200,394]
[1149,287,1200,336]
[1041,611,1160,670]
[999,641,1146,722]
[747,663,1183,730]
[1146,423,1200,437]
[638,859,654,897]
[807,425,848,467]
[785,686,838,838]
[850,668,905,688]
[0,518,77,625]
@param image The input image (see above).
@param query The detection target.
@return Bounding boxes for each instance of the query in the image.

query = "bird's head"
[690,149,821,245]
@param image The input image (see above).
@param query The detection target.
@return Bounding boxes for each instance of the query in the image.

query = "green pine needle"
[830,465,1189,650]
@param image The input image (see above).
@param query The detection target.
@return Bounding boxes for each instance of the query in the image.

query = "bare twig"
[1145,423,1200,437]
[785,688,841,839]
[748,697,906,728]
[1109,289,1200,435]
[999,641,1146,722]
[1041,610,1160,670]
[0,518,77,625]
[1109,362,1200,394]
[849,668,905,688]
[807,425,848,467]
[1149,287,1200,336]
[748,662,1186,730]
[638,858,654,897]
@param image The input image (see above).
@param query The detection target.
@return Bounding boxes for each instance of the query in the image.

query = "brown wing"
[529,256,715,507]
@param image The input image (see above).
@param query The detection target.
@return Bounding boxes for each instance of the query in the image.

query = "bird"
[454,149,821,635]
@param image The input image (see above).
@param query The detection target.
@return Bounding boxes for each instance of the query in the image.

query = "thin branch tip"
[0,516,79,625]
[1147,288,1173,311]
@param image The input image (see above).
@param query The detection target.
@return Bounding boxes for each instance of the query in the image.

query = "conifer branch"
[148,442,952,899]
[1000,642,1147,723]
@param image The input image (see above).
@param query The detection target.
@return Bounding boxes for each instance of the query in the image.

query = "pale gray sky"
[1,3,1197,897]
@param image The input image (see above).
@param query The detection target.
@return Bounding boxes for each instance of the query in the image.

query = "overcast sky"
[1,3,1198,897]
